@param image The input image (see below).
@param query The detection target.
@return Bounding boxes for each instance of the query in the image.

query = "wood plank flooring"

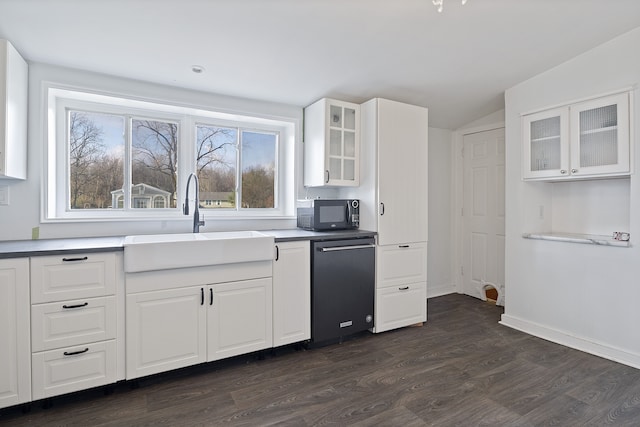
[3,294,640,426]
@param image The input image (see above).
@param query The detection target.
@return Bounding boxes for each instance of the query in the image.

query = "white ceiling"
[1,0,640,129]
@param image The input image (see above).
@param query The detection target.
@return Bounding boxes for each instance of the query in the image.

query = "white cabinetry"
[272,241,310,347]
[29,252,120,400]
[345,98,428,333]
[0,40,28,180]
[125,262,273,380]
[304,98,360,187]
[0,258,30,409]
[523,92,630,180]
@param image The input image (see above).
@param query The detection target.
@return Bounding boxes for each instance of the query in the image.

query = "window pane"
[241,131,276,209]
[196,125,237,209]
[68,111,124,210]
[131,119,178,209]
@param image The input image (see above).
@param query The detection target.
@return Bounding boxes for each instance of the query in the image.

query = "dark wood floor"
[3,294,640,426]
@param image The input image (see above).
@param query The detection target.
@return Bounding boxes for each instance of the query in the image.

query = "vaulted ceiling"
[1,0,639,128]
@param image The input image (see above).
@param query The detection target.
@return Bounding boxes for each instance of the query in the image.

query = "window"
[46,87,296,221]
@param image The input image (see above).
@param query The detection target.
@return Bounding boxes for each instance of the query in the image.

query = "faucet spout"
[183,173,205,233]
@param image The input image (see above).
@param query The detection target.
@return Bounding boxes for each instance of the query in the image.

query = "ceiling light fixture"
[432,0,467,13]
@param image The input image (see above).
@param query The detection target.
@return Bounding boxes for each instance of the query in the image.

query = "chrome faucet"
[183,173,205,233]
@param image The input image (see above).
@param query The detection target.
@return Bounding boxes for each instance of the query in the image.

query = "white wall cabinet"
[272,241,310,347]
[0,258,30,409]
[30,252,120,400]
[523,92,630,180]
[342,98,428,333]
[126,272,273,380]
[0,40,28,180]
[304,98,360,187]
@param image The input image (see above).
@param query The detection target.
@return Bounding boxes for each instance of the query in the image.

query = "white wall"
[503,27,640,367]
[0,62,311,241]
[427,127,454,297]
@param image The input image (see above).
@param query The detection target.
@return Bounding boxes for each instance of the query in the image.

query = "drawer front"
[373,282,426,333]
[31,253,116,303]
[31,296,117,352]
[377,243,427,288]
[32,340,117,400]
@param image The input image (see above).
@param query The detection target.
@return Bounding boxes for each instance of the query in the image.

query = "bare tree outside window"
[69,111,124,209]
[241,131,276,209]
[196,125,237,208]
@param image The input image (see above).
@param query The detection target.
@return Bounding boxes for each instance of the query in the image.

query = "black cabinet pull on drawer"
[62,256,88,262]
[62,302,89,309]
[399,286,410,291]
[398,245,410,248]
[63,348,89,356]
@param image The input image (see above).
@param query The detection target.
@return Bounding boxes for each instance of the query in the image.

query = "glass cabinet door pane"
[329,129,342,156]
[579,104,618,167]
[329,157,342,180]
[344,108,356,130]
[343,159,355,181]
[530,116,561,171]
[344,131,355,157]
[330,105,342,128]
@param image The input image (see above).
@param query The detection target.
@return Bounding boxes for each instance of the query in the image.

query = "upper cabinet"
[304,98,360,187]
[0,40,28,180]
[523,92,630,180]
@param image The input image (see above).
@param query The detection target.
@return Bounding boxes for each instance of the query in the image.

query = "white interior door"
[462,128,505,301]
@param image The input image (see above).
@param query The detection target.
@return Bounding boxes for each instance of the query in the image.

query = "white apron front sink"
[123,231,274,273]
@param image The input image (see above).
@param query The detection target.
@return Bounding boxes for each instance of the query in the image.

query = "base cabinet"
[0,258,30,409]
[272,241,310,347]
[126,278,273,380]
[373,283,426,333]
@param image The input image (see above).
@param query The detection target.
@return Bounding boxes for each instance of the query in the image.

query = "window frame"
[44,85,296,222]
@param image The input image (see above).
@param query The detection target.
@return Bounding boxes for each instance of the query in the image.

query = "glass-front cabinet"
[304,98,360,187]
[523,92,630,180]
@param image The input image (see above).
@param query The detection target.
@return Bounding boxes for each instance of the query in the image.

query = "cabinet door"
[522,107,570,180]
[377,99,428,245]
[570,92,630,177]
[208,278,272,361]
[0,258,30,409]
[327,101,360,186]
[126,287,206,379]
[272,242,310,347]
[377,243,427,289]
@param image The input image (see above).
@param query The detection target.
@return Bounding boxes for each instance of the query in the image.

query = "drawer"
[32,340,117,400]
[373,282,426,333]
[31,252,116,303]
[376,243,427,288]
[31,296,117,352]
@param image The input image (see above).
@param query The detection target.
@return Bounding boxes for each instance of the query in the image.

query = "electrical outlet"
[0,185,8,205]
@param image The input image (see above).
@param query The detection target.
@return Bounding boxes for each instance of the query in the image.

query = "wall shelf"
[522,232,630,247]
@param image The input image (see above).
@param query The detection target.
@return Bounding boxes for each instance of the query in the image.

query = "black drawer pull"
[399,286,410,291]
[62,302,89,309]
[64,348,89,356]
[201,288,204,305]
[398,245,410,248]
[210,288,213,306]
[62,256,88,262]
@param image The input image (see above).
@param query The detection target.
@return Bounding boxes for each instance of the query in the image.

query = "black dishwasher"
[311,237,375,345]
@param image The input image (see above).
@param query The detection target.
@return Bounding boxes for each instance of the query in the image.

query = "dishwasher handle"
[318,244,376,252]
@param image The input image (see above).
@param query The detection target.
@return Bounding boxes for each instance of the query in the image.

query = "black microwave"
[297,199,360,231]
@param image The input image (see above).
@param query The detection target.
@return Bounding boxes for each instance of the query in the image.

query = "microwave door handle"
[347,202,352,223]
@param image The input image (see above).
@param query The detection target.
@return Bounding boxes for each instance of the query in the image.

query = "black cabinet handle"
[64,348,89,356]
[201,288,204,305]
[399,286,410,291]
[398,245,410,248]
[210,288,213,306]
[62,302,88,309]
[325,170,330,183]
[380,202,385,215]
[62,256,88,262]
[275,245,279,261]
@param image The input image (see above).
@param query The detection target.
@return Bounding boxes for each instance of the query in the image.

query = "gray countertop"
[0,229,376,258]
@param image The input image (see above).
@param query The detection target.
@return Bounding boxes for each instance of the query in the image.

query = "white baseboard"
[427,283,456,299]
[500,314,640,370]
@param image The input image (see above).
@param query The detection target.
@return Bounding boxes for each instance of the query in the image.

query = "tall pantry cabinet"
[342,98,428,333]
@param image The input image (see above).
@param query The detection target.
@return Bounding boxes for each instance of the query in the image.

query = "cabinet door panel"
[208,278,272,361]
[522,107,570,179]
[273,242,310,347]
[377,243,427,288]
[126,287,206,379]
[0,259,30,409]
[377,99,428,245]
[374,283,426,333]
